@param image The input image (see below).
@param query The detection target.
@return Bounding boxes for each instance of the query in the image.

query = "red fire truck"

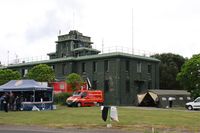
[66,90,104,107]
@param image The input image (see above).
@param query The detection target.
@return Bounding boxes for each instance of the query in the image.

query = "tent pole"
[33,90,35,102]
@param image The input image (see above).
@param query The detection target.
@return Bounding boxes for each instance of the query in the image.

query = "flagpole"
[132,8,134,55]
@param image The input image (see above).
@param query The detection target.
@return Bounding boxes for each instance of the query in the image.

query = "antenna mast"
[73,11,75,30]
[102,38,104,53]
[132,8,134,54]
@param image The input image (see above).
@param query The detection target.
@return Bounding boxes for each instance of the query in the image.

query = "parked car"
[185,97,200,110]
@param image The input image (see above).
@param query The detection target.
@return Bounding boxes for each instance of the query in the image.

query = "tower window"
[137,62,142,73]
[82,62,85,73]
[126,60,130,72]
[148,64,152,73]
[93,62,97,73]
[62,64,65,75]
[104,60,109,72]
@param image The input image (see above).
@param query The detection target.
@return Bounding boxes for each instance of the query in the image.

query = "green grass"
[0,106,199,132]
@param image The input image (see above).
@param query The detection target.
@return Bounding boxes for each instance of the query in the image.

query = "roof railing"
[3,46,156,66]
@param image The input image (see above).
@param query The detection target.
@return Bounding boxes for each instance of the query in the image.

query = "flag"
[101,106,109,122]
[110,106,119,122]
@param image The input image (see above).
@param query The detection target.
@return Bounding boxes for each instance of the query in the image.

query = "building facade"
[6,30,160,105]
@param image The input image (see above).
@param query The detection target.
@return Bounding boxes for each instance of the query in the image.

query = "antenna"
[7,51,9,66]
[102,38,104,53]
[131,8,134,54]
[73,11,75,30]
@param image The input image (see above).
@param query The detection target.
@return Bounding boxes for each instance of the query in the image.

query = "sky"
[0,0,200,65]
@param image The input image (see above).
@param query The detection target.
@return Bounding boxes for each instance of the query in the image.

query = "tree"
[0,69,21,85]
[66,73,83,91]
[177,54,200,98]
[27,64,55,82]
[151,53,186,89]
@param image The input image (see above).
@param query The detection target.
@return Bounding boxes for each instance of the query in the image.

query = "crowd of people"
[0,92,22,112]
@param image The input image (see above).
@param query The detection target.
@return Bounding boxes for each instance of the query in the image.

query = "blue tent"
[0,80,52,91]
[0,80,53,111]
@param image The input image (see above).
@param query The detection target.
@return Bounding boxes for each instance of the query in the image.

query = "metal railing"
[3,46,156,66]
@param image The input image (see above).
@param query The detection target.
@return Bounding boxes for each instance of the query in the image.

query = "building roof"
[6,52,160,68]
[72,47,100,52]
[149,89,190,96]
[47,52,56,55]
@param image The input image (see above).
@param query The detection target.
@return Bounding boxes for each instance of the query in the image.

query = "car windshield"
[73,92,81,96]
[195,97,200,102]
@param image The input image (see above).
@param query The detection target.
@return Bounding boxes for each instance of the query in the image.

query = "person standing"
[2,93,9,112]
[15,96,22,111]
[9,92,15,111]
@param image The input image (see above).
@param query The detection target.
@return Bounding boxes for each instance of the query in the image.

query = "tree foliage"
[0,69,21,85]
[177,54,200,98]
[151,53,186,89]
[27,64,55,82]
[66,73,83,91]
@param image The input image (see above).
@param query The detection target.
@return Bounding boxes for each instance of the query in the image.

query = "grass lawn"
[0,106,199,132]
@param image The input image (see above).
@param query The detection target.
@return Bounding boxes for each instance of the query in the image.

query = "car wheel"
[77,102,81,107]
[187,105,193,110]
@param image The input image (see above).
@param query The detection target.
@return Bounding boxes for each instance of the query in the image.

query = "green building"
[6,30,160,105]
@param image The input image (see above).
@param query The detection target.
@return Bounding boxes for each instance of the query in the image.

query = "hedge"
[53,92,72,105]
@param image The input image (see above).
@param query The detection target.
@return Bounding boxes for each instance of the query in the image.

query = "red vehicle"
[66,90,104,107]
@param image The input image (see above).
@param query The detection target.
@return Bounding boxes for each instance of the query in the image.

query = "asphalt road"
[0,125,135,133]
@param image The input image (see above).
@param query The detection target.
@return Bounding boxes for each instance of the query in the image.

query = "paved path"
[0,125,135,133]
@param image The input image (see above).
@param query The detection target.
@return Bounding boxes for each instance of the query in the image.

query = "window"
[179,97,183,100]
[126,60,130,72]
[104,60,109,72]
[162,97,167,101]
[82,62,85,73]
[62,44,66,49]
[187,97,191,100]
[148,81,152,89]
[62,53,65,57]
[62,64,65,75]
[60,83,65,90]
[137,62,142,73]
[148,64,152,73]
[21,69,28,77]
[195,98,200,102]
[104,80,109,92]
[93,62,97,73]
[126,80,130,93]
[51,65,55,70]
[24,69,28,75]
[92,80,97,90]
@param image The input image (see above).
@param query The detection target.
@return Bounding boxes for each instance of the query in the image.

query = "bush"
[54,92,72,105]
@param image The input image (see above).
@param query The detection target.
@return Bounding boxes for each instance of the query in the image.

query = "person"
[15,96,22,111]
[0,95,4,110]
[2,93,9,112]
[9,92,15,111]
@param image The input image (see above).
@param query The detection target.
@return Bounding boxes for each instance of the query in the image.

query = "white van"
[185,97,200,110]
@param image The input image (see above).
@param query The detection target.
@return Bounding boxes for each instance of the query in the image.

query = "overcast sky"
[0,0,200,65]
